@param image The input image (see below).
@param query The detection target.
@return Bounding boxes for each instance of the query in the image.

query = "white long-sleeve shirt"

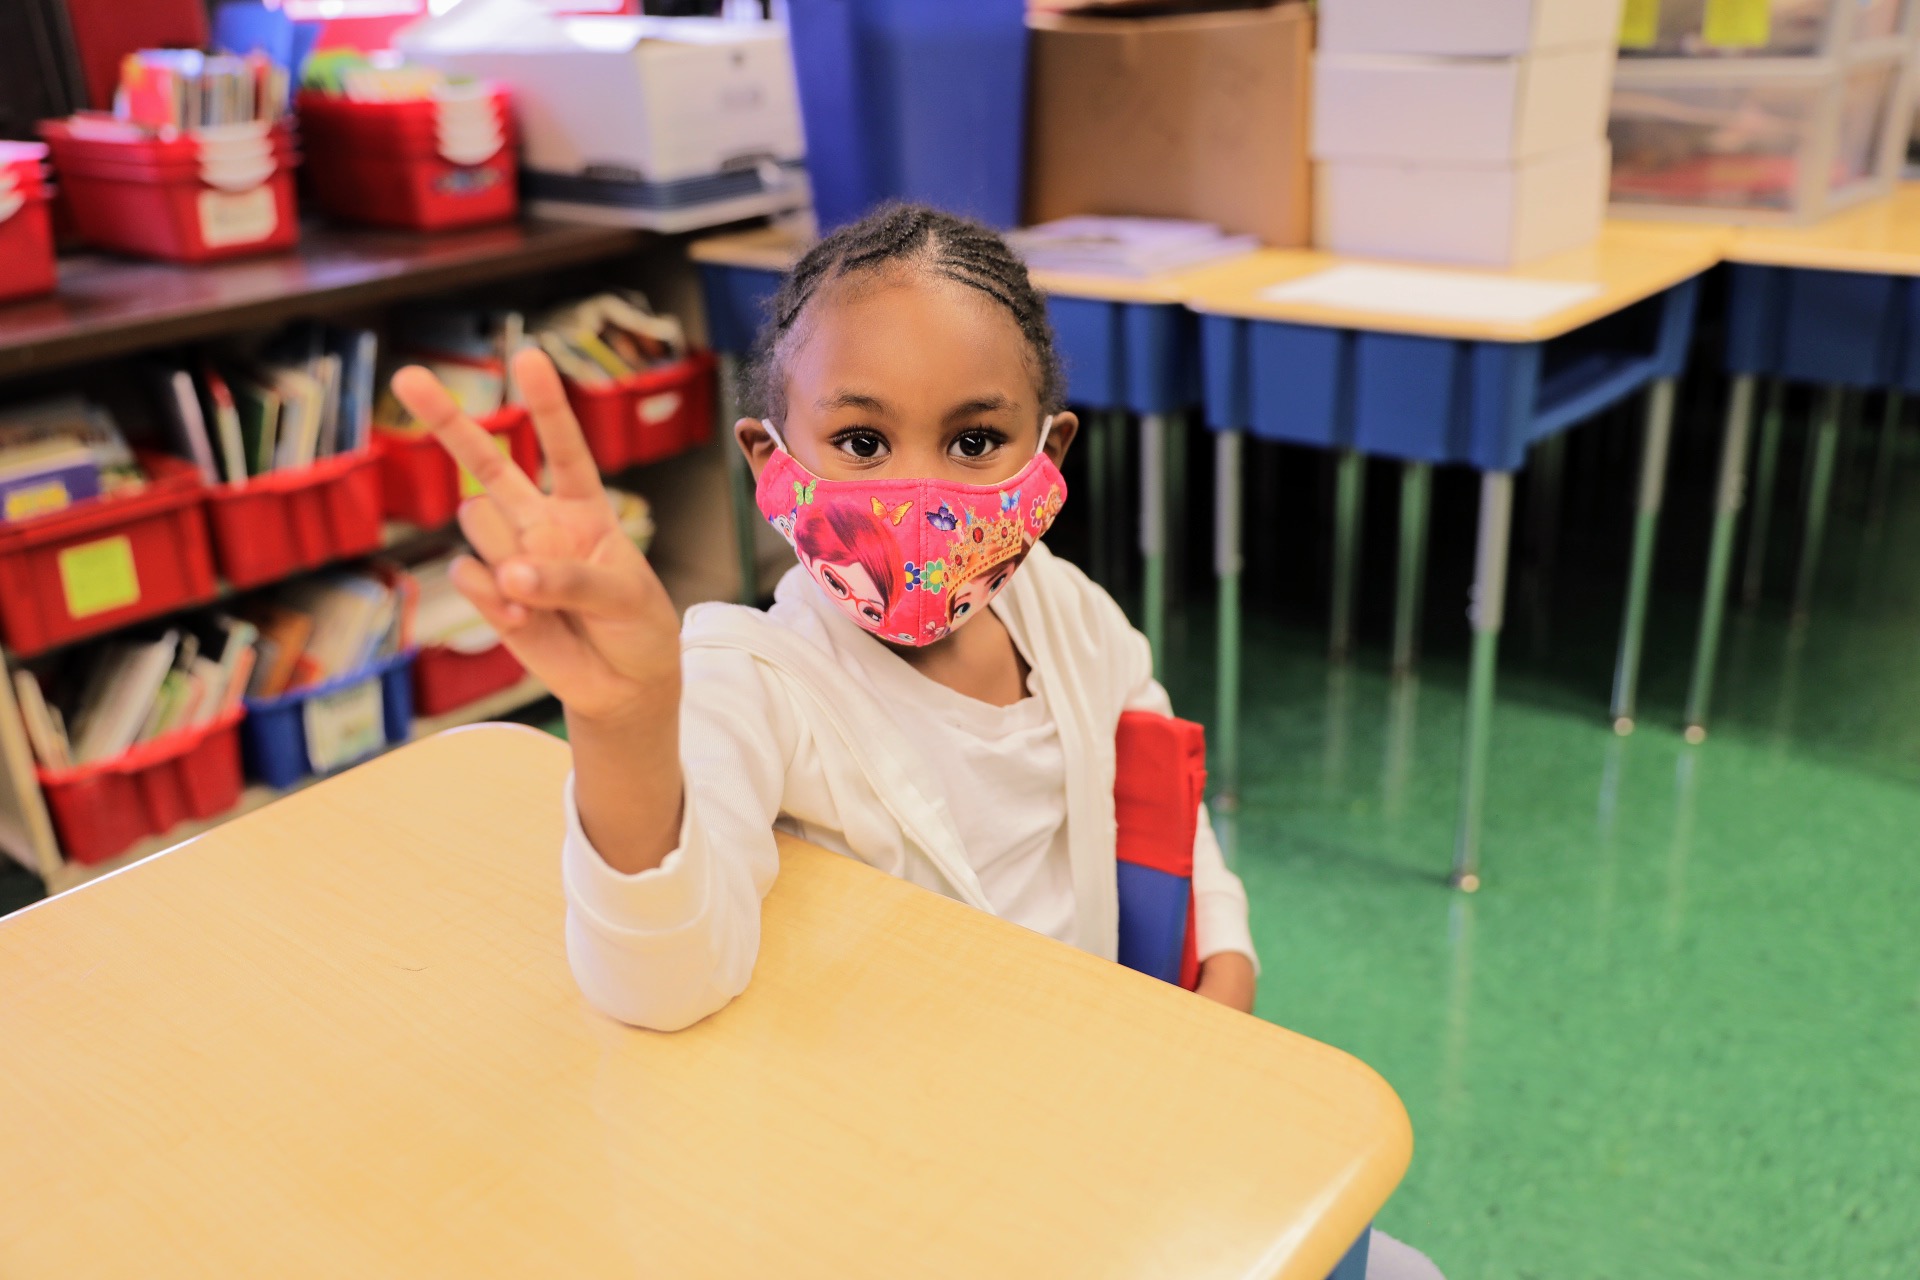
[563,544,1256,1031]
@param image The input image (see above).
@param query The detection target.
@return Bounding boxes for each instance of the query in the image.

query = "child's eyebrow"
[943,395,1017,421]
[816,391,892,415]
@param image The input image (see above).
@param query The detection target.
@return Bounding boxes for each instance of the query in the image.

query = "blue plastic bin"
[242,650,416,789]
[786,0,1030,230]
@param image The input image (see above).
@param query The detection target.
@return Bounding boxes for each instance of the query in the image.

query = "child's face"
[737,271,1077,482]
[810,557,887,629]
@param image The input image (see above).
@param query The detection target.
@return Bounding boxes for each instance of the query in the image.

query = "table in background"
[1683,185,1920,740]
[0,725,1412,1280]
[1185,224,1725,885]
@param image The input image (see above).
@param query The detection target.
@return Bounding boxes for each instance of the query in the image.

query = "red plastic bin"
[375,404,537,529]
[0,454,217,657]
[39,119,298,263]
[296,88,518,231]
[564,350,717,474]
[413,640,525,717]
[38,704,245,866]
[0,142,56,303]
[203,449,386,590]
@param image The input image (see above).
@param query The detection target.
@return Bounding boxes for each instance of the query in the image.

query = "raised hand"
[390,348,682,724]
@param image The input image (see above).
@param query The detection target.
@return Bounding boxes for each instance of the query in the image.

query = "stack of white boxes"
[1312,0,1626,267]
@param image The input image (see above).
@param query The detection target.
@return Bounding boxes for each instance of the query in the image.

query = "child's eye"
[951,429,1003,460]
[833,430,888,461]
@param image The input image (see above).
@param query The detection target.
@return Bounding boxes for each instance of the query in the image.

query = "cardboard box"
[1316,140,1610,267]
[1314,46,1617,164]
[1024,5,1313,247]
[1319,0,1626,57]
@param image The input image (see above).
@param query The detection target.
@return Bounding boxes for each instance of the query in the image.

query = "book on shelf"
[242,565,418,699]
[0,396,142,524]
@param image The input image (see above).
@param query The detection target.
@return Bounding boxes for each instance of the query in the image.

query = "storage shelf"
[0,219,648,380]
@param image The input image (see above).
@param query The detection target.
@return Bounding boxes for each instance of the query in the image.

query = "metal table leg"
[1452,471,1514,892]
[1392,461,1431,677]
[1086,407,1111,586]
[1140,411,1169,676]
[1166,410,1188,609]
[1868,390,1903,536]
[1610,377,1677,736]
[1215,429,1245,811]
[1741,380,1785,607]
[1683,375,1757,744]
[1330,449,1365,663]
[1107,410,1132,591]
[1793,386,1844,620]
[716,353,761,605]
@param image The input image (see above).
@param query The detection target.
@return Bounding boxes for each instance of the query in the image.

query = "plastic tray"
[38,705,245,866]
[0,454,217,657]
[1619,0,1911,58]
[413,640,524,718]
[204,450,385,590]
[375,405,537,529]
[0,143,56,302]
[296,89,518,231]
[241,649,415,789]
[565,351,717,474]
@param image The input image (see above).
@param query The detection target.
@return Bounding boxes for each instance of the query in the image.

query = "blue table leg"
[716,353,761,605]
[1609,377,1677,736]
[1741,379,1785,606]
[1793,385,1844,620]
[1215,428,1244,812]
[1325,1227,1372,1280]
[1452,471,1514,892]
[1683,374,1757,744]
[1331,449,1365,663]
[1140,411,1169,676]
[1392,461,1431,677]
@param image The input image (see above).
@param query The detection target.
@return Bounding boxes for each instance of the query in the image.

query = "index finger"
[390,365,544,520]
[513,347,605,502]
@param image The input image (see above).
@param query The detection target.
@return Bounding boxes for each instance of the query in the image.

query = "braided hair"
[741,203,1065,422]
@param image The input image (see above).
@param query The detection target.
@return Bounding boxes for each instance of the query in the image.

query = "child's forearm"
[567,680,685,876]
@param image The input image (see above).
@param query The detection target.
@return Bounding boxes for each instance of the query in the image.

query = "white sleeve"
[1119,674,1260,974]
[561,647,795,1032]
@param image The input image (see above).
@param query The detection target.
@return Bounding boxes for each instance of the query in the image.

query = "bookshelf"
[0,219,752,899]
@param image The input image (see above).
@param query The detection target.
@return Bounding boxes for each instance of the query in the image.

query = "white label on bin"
[303,677,385,774]
[198,186,276,248]
[637,392,682,426]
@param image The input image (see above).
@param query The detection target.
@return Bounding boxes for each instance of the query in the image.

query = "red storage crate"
[0,454,217,657]
[296,88,518,231]
[38,704,245,866]
[0,142,57,303]
[39,120,299,263]
[204,449,385,590]
[375,404,537,529]
[565,350,717,474]
[413,640,525,717]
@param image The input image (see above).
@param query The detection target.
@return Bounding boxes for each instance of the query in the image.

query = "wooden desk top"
[1182,221,1729,342]
[1724,183,1920,276]
[0,726,1411,1279]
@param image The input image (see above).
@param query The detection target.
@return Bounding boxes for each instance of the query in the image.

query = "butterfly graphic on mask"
[926,502,959,532]
[871,497,912,526]
[792,478,816,505]
[1000,488,1021,514]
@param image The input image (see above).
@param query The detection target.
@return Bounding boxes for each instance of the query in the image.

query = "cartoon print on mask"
[904,558,947,594]
[942,505,1033,629]
[793,477,816,506]
[925,501,959,532]
[793,500,905,631]
[871,496,912,526]
[771,508,798,542]
[1000,488,1020,514]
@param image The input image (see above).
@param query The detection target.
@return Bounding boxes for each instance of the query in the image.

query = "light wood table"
[0,725,1411,1279]
[1184,223,1726,883]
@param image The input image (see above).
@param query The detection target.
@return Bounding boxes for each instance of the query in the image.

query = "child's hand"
[391,349,683,726]
[1194,952,1256,1013]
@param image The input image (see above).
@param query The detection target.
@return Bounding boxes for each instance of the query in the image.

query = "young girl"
[391,203,1260,1026]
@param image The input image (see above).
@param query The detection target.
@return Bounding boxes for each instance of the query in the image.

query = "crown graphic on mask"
[945,508,1029,588]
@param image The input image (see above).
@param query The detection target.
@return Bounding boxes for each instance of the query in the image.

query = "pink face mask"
[755,417,1068,646]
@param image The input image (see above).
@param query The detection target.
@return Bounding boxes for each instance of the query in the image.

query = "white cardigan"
[562,543,1255,1031]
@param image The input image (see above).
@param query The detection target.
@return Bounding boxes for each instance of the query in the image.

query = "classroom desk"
[0,725,1412,1279]
[688,226,1260,670]
[1186,223,1726,885]
[1683,185,1920,740]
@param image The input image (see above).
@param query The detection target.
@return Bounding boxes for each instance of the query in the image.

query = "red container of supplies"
[565,350,717,474]
[39,119,299,263]
[413,639,525,717]
[296,87,518,231]
[0,454,217,657]
[38,704,245,866]
[375,404,537,529]
[0,142,57,303]
[203,450,385,590]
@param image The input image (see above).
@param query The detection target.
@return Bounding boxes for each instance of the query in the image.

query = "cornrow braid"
[742,202,1066,422]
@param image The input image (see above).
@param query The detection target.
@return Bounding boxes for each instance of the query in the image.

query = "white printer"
[397,1,809,234]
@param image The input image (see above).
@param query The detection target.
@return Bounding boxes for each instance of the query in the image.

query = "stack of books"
[15,618,258,770]
[148,323,379,488]
[240,565,418,700]
[111,48,289,134]
[531,292,687,388]
[0,396,142,525]
[1006,216,1257,279]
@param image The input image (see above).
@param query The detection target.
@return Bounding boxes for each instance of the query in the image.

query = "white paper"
[1258,264,1601,326]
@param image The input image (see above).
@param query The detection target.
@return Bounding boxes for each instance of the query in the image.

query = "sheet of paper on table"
[1258,264,1602,325]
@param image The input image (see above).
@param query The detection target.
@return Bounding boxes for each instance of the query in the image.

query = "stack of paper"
[1007,217,1258,278]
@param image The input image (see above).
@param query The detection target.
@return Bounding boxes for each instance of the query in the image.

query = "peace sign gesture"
[390,348,683,725]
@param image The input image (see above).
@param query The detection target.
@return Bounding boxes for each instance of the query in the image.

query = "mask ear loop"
[1037,414,1055,456]
[760,418,791,454]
